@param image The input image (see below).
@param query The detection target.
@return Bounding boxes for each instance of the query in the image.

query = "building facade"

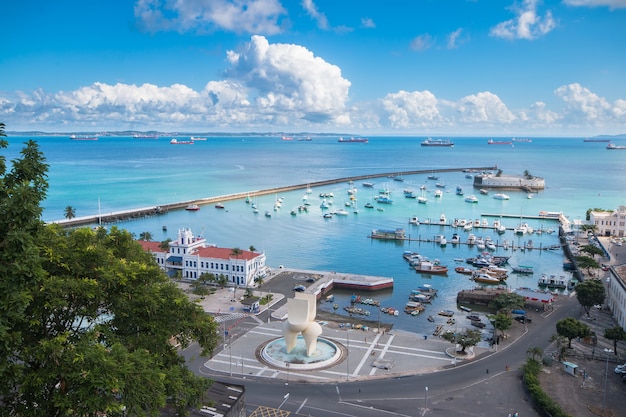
[138,228,267,287]
[606,263,626,330]
[590,206,626,237]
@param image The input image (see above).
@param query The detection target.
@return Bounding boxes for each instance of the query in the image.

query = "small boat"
[455,266,473,275]
[427,315,435,322]
[186,204,200,211]
[493,193,510,200]
[264,211,271,218]
[471,321,486,329]
[214,203,225,209]
[466,314,481,321]
[362,182,374,188]
[414,261,448,275]
[465,195,479,203]
[512,265,534,274]
[459,305,472,312]
[438,310,455,317]
[364,202,374,208]
[479,189,489,195]
[333,304,339,310]
[434,190,443,198]
[170,138,194,145]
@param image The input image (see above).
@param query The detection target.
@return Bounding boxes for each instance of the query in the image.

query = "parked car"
[614,364,626,374]
[293,285,306,292]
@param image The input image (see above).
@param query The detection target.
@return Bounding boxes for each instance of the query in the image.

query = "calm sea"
[5,135,626,333]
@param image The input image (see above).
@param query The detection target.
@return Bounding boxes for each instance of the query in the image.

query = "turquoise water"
[5,135,626,333]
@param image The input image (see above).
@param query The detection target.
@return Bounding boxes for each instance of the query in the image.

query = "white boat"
[335,208,349,216]
[467,234,477,245]
[409,216,419,225]
[463,223,473,231]
[514,223,528,235]
[186,204,200,211]
[465,195,478,203]
[493,193,510,200]
[434,189,443,198]
[439,213,447,225]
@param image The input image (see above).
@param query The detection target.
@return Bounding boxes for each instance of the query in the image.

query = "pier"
[50,166,497,227]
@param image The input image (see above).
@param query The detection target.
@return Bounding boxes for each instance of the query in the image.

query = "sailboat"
[418,188,428,204]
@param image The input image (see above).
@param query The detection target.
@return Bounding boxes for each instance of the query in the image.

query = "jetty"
[49,166,497,227]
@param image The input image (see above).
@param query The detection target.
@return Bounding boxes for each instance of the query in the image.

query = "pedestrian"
[486,368,489,374]
[506,364,509,371]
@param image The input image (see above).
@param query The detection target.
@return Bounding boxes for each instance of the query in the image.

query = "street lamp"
[425,386,428,410]
[603,348,613,412]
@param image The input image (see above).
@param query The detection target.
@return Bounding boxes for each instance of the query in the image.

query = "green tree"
[556,317,591,348]
[604,326,626,355]
[493,313,513,338]
[138,231,153,241]
[575,279,605,317]
[442,329,482,354]
[217,273,228,288]
[249,245,257,252]
[527,346,543,361]
[579,244,604,258]
[64,205,76,219]
[489,292,525,314]
[0,134,220,416]
[159,238,172,251]
[575,255,600,275]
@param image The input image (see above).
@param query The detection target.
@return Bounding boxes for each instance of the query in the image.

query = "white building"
[589,206,626,237]
[606,263,626,330]
[138,228,267,288]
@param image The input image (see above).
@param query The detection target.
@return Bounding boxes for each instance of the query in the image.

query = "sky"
[1,0,626,136]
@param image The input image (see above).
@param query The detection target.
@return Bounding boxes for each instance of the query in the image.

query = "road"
[180,285,582,417]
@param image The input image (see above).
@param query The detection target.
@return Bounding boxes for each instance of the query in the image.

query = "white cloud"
[361,17,376,29]
[381,90,442,128]
[490,0,557,40]
[554,83,621,126]
[447,28,464,49]
[301,0,329,30]
[225,35,351,123]
[409,34,434,51]
[563,0,626,9]
[453,92,517,124]
[134,0,287,35]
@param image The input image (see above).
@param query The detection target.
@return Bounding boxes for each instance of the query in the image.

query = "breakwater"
[50,166,497,227]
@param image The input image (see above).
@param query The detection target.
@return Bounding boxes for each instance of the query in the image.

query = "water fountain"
[258,293,344,370]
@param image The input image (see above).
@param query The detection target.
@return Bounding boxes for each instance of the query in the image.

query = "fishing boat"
[186,204,200,211]
[607,142,626,149]
[438,310,455,317]
[414,261,448,275]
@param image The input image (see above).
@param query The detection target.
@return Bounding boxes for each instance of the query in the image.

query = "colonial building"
[606,263,626,330]
[589,206,626,237]
[138,228,267,288]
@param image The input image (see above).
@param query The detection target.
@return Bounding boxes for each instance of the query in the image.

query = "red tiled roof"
[136,240,260,261]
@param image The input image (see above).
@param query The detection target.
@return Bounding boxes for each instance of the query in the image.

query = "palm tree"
[139,231,152,241]
[249,245,257,253]
[64,205,76,220]
[526,346,543,361]
[256,276,265,299]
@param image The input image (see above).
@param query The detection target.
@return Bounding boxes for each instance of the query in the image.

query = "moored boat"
[414,261,448,275]
[186,204,200,211]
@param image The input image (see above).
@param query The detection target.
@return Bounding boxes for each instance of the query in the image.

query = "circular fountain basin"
[259,336,344,371]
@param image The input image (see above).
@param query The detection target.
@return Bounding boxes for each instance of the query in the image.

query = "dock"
[49,166,497,227]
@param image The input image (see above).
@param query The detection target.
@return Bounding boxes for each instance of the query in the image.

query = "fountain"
[259,292,344,370]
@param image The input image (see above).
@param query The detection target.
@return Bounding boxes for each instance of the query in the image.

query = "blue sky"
[2,0,625,136]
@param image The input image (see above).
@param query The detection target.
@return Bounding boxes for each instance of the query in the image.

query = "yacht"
[439,213,447,225]
[465,195,479,203]
[493,193,510,200]
[434,190,443,198]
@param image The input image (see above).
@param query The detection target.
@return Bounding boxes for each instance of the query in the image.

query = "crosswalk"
[213,312,250,323]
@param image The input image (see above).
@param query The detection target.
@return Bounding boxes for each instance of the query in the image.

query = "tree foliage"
[604,326,626,355]
[0,132,219,417]
[556,317,591,348]
[442,329,482,353]
[488,292,525,313]
[579,244,604,258]
[575,279,605,316]
[575,255,600,275]
[493,313,513,338]
[64,205,76,219]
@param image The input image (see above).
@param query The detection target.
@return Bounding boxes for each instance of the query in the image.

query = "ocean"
[4,134,626,334]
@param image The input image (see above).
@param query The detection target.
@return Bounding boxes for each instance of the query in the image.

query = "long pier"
[51,166,497,227]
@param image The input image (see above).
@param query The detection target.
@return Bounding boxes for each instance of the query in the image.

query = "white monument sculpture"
[282,292,323,356]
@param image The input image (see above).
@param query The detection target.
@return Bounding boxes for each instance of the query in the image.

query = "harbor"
[50,166,497,227]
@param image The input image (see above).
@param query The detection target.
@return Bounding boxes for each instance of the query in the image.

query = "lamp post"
[603,348,613,412]
[425,386,428,410]
[346,329,350,381]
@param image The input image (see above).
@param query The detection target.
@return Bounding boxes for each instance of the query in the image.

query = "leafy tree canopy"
[0,131,219,417]
[442,329,482,353]
[488,292,525,313]
[575,279,605,316]
[556,317,591,348]
[604,326,626,355]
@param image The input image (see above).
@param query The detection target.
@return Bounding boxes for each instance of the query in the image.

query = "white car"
[614,364,626,374]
